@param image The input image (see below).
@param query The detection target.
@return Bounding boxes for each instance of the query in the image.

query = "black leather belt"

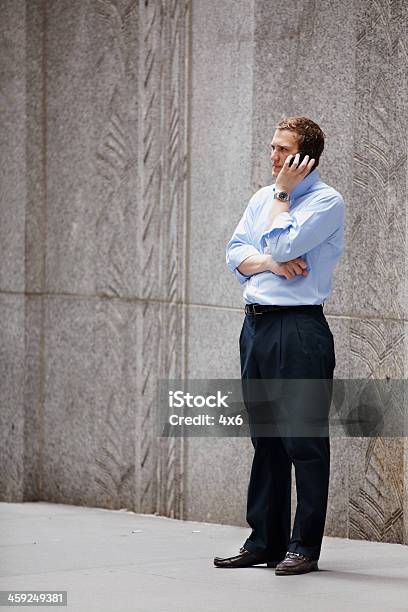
[244,303,323,315]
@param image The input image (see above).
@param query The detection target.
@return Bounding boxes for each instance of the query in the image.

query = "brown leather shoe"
[214,547,279,568]
[275,551,319,575]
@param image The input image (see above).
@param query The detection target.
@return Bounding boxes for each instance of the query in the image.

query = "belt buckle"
[247,304,262,316]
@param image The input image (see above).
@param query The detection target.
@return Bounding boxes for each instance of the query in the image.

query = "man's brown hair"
[275,116,325,170]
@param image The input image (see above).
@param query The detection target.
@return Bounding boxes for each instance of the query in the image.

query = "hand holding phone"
[288,151,315,168]
[275,152,316,194]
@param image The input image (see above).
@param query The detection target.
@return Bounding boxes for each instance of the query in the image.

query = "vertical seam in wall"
[347,0,359,539]
[182,0,193,521]
[37,0,49,499]
[250,0,256,191]
[183,0,192,401]
[22,0,28,502]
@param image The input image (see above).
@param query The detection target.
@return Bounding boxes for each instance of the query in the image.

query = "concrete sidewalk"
[0,503,407,612]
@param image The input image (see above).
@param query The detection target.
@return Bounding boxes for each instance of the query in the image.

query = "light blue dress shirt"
[226,169,345,305]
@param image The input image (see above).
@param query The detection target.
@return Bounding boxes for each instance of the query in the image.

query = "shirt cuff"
[233,267,250,284]
[260,212,294,250]
[227,245,259,280]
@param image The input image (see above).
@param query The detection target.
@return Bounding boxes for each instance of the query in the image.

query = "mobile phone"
[288,151,314,167]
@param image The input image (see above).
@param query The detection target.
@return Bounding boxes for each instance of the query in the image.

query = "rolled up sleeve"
[226,201,259,284]
[260,194,345,263]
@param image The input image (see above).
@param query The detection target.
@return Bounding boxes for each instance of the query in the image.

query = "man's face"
[270,129,299,177]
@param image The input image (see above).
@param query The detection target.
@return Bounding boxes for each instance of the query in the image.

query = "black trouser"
[239,305,335,562]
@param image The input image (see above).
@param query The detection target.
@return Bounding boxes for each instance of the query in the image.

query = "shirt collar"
[289,168,320,200]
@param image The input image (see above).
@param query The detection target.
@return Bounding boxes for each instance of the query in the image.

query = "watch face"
[278,192,288,199]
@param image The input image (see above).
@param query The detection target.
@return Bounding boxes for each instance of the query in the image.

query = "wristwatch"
[273,186,290,202]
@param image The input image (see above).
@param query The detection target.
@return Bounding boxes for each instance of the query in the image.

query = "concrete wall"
[1,0,407,545]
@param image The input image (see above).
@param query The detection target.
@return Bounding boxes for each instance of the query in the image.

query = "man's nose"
[271,151,280,162]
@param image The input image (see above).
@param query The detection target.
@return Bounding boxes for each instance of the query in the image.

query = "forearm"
[237,254,273,276]
[238,253,309,280]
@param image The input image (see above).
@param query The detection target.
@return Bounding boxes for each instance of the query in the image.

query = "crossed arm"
[238,253,308,280]
[230,196,344,281]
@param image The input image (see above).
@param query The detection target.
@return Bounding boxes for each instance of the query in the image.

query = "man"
[214,116,345,575]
